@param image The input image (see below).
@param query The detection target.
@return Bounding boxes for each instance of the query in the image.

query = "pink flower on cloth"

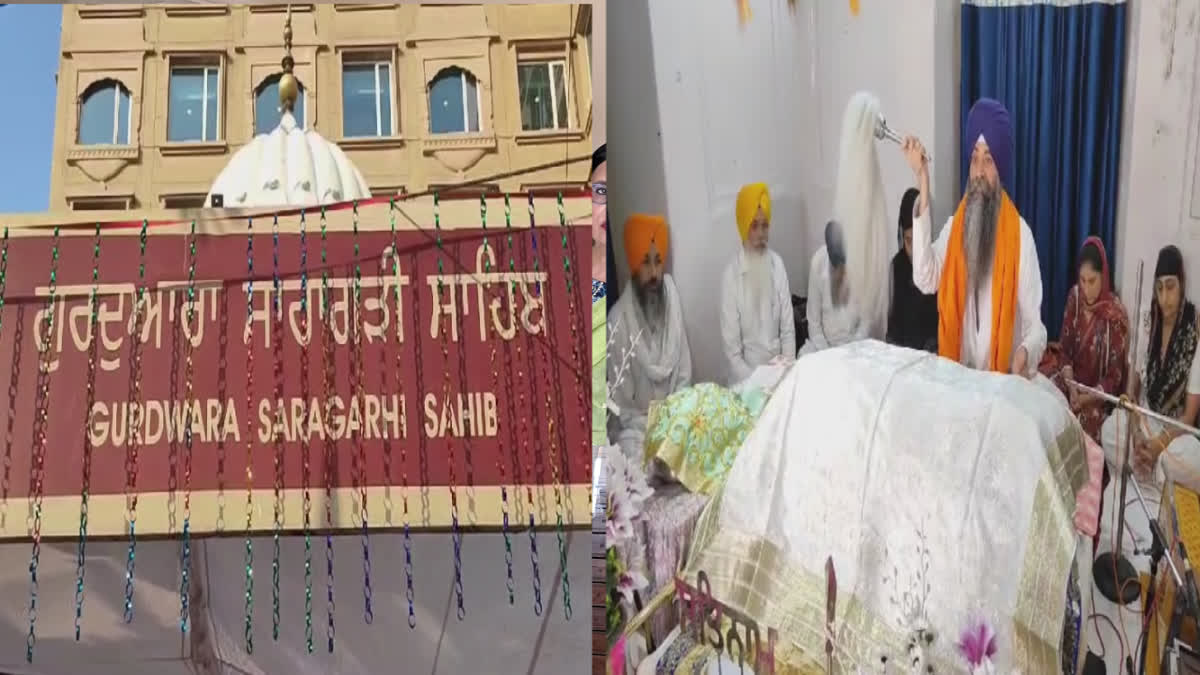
[957,618,997,668]
[615,569,649,605]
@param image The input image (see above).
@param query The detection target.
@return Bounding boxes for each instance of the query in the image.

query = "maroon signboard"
[0,198,592,539]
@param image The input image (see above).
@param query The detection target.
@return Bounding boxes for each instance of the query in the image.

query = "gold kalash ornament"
[278,5,300,112]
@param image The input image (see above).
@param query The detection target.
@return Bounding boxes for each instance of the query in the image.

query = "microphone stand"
[1125,476,1186,675]
[1082,260,1145,606]
[1070,379,1200,671]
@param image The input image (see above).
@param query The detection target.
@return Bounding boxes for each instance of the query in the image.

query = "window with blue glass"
[428,67,481,134]
[78,80,132,145]
[342,60,393,138]
[167,64,221,143]
[254,73,306,135]
[517,61,568,131]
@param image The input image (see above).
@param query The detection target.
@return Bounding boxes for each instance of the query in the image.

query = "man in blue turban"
[899,99,1046,378]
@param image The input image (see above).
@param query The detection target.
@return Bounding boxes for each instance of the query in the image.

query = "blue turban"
[965,98,1014,192]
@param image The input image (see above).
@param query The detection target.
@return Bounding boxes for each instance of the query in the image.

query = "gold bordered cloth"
[682,340,1087,673]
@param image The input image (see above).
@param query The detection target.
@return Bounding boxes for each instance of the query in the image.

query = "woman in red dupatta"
[1040,237,1130,439]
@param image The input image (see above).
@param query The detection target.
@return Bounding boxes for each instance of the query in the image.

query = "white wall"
[1113,0,1200,308]
[610,0,959,383]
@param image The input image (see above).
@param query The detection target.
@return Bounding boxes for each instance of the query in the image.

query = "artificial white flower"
[615,568,649,605]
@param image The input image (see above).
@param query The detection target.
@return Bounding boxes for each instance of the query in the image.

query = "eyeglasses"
[591,181,607,206]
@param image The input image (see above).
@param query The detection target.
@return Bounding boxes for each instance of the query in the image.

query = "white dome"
[206,112,371,208]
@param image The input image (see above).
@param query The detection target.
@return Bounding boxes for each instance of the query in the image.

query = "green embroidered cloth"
[644,383,761,496]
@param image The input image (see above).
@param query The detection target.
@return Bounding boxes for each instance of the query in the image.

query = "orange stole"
[937,191,1022,373]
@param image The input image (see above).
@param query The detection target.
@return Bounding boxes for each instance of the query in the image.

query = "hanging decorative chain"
[216,236,230,533]
[389,200,416,629]
[299,210,314,653]
[271,213,285,642]
[351,202,374,625]
[379,204,396,533]
[320,207,337,653]
[180,220,198,633]
[549,192,582,619]
[509,195,542,616]
[488,196,515,606]
[123,220,149,624]
[0,227,12,531]
[26,226,60,663]
[244,217,257,655]
[527,194,572,620]
[165,232,188,540]
[458,198,479,531]
[74,223,101,641]
[411,211,433,596]
[434,192,466,620]
[216,307,229,533]
[167,247,182,537]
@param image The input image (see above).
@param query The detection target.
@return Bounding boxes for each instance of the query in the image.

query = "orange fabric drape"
[937,191,1022,373]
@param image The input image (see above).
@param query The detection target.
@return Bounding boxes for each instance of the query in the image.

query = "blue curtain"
[960,0,1127,339]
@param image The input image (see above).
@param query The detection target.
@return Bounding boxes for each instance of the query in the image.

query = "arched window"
[78,80,132,145]
[428,67,481,134]
[255,73,306,135]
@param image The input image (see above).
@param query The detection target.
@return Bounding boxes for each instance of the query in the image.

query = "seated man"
[608,213,693,463]
[719,182,796,386]
[798,220,865,355]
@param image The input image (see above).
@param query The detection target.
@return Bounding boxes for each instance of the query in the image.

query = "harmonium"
[1151,481,1200,674]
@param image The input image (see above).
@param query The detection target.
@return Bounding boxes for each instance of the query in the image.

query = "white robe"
[719,248,796,386]
[911,206,1047,376]
[607,273,693,463]
[798,246,867,356]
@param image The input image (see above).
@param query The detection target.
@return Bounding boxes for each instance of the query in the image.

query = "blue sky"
[0,4,62,213]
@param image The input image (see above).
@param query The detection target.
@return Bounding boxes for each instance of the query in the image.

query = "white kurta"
[607,273,693,463]
[911,206,1047,376]
[719,248,796,386]
[798,246,867,356]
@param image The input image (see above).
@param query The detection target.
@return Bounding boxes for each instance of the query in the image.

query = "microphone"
[874,113,931,164]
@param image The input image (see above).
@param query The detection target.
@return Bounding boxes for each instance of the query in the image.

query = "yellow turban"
[735,183,771,242]
[623,214,669,271]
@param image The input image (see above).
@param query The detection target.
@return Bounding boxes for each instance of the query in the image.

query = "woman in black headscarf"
[1100,245,1200,480]
[886,188,938,351]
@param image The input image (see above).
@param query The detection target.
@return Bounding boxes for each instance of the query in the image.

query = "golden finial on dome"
[278,3,299,113]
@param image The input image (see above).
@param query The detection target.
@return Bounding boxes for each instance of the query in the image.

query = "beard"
[964,178,1000,296]
[634,276,666,333]
[744,248,771,317]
